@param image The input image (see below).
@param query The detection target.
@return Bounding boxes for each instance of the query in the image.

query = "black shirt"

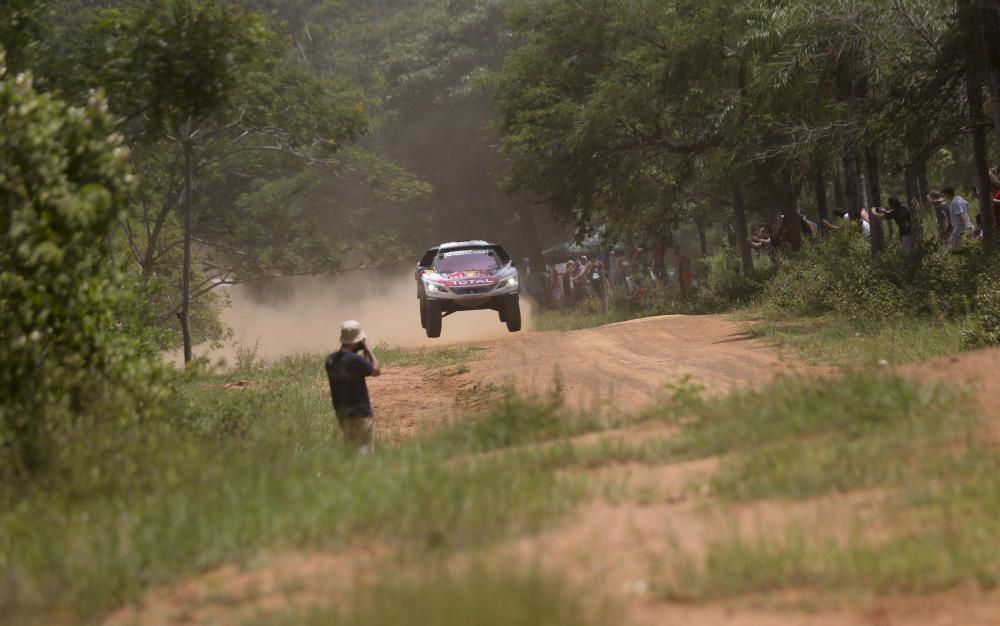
[325,350,375,418]
[885,204,913,237]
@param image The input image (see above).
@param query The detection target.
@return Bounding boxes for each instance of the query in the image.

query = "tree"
[984,1,1000,164]
[0,52,163,478]
[93,0,373,361]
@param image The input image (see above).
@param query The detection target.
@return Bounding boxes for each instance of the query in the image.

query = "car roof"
[437,240,494,250]
[419,241,510,267]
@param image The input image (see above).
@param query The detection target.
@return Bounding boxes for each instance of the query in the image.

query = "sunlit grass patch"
[740,312,964,367]
[532,307,642,332]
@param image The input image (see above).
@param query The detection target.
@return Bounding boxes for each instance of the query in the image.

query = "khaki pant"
[338,417,374,454]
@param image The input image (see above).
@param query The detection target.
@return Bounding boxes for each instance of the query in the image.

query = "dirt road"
[467,314,807,410]
[368,314,810,442]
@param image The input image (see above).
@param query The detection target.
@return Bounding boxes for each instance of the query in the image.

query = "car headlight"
[424,279,449,294]
[498,275,519,289]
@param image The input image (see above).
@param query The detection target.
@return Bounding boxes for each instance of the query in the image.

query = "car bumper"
[424,283,520,302]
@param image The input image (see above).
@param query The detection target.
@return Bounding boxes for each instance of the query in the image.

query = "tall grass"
[0,353,581,623]
[742,313,964,366]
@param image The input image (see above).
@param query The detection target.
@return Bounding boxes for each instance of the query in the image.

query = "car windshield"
[437,251,499,274]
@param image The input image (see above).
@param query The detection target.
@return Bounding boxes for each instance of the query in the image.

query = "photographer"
[870,197,914,252]
[325,320,381,454]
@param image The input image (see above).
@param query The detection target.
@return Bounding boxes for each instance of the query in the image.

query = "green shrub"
[0,59,168,481]
[695,246,774,312]
[760,228,989,323]
[962,274,1000,349]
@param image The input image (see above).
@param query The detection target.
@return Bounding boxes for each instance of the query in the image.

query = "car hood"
[423,266,516,287]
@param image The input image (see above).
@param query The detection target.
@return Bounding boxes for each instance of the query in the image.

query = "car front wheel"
[504,295,522,333]
[425,300,442,338]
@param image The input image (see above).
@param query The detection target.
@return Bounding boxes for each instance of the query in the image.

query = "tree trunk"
[695,215,708,256]
[968,0,996,244]
[731,183,754,277]
[980,0,1000,161]
[814,167,829,224]
[833,166,847,216]
[842,148,863,220]
[517,205,549,305]
[180,140,194,365]
[864,147,886,254]
[905,163,924,240]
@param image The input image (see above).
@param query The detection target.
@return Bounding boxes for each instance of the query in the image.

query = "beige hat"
[339,320,366,345]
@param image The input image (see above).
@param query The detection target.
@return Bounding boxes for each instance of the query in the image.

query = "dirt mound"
[466,314,818,412]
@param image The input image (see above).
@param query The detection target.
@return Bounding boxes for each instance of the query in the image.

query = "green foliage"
[761,229,986,322]
[695,246,775,311]
[745,315,964,367]
[962,273,1000,349]
[0,57,167,480]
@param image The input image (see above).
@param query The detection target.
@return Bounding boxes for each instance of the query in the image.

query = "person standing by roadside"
[871,197,914,252]
[325,320,381,454]
[943,187,973,247]
[927,191,951,241]
[572,255,592,303]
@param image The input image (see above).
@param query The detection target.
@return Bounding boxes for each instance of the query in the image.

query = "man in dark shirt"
[872,197,914,252]
[325,320,381,453]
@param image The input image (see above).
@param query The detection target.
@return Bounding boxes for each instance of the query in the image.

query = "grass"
[644,373,974,501]
[374,344,487,370]
[739,312,964,367]
[0,352,580,624]
[634,371,1000,601]
[251,566,614,626]
[533,306,642,332]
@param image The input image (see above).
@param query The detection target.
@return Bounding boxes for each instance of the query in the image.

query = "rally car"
[415,241,521,338]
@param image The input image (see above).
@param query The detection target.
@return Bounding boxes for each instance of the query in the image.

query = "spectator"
[549,265,564,308]
[590,259,606,297]
[927,190,951,240]
[943,186,973,247]
[870,197,914,252]
[859,208,872,237]
[572,255,591,303]
[797,210,818,238]
[563,260,576,307]
[748,226,772,252]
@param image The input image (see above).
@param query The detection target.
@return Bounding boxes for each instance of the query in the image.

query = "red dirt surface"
[106,319,1000,626]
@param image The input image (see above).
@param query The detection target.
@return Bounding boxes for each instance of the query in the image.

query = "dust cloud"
[170,268,534,366]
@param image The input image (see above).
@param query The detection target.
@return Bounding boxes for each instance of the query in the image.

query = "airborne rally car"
[415,241,521,338]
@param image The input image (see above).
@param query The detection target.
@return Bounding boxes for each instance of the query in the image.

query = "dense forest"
[3,0,1000,473]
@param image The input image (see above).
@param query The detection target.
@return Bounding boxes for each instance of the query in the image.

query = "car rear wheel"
[504,295,522,333]
[425,300,442,338]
